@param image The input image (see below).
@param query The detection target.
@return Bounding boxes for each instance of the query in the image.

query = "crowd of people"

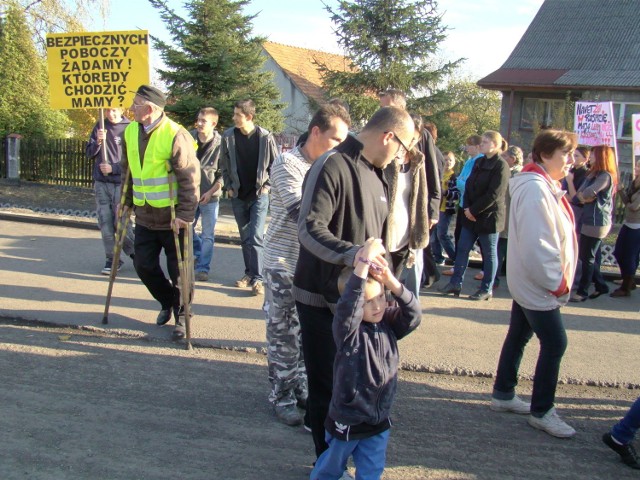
[86,85,639,478]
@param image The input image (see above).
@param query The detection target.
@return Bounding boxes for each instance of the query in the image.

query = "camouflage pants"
[263,268,307,407]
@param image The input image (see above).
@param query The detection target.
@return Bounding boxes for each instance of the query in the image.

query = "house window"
[520,98,566,130]
[613,102,640,139]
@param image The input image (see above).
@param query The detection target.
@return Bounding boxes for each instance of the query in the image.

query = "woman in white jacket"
[490,129,578,439]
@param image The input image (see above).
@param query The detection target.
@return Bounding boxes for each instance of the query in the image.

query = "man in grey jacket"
[191,107,223,282]
[220,99,278,295]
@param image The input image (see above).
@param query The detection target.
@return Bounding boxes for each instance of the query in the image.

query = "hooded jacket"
[506,164,577,310]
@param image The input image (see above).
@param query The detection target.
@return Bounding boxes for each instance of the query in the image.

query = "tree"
[150,0,284,132]
[318,0,462,126]
[426,78,502,153]
[0,2,70,138]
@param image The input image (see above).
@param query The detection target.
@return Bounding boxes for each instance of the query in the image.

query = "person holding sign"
[121,85,200,341]
[86,108,135,275]
[569,146,618,302]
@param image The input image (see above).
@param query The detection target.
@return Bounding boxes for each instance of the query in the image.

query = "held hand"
[369,265,402,295]
[172,217,189,233]
[464,208,477,222]
[99,163,113,174]
[97,129,106,143]
[200,190,212,205]
[227,188,235,198]
[354,238,387,270]
[429,217,438,228]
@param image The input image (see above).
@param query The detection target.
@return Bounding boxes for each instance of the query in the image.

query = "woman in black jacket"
[439,130,510,300]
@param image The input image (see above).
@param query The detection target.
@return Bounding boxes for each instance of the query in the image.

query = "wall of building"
[262,56,312,135]
[500,89,640,173]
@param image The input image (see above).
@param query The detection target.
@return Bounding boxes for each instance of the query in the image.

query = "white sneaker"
[235,275,251,287]
[490,395,530,414]
[528,408,576,438]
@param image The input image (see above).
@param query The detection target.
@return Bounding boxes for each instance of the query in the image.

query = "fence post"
[6,133,22,184]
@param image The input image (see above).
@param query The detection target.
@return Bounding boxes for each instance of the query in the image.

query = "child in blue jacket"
[310,238,422,480]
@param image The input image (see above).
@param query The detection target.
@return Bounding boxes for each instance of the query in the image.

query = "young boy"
[310,238,422,480]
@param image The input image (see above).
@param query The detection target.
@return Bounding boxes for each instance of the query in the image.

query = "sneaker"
[252,280,264,296]
[602,432,640,469]
[101,259,123,275]
[195,271,209,282]
[442,268,454,276]
[235,274,252,288]
[474,271,484,281]
[274,404,303,426]
[527,408,576,438]
[490,395,530,414]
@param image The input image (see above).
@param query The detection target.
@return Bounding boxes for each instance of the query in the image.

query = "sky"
[90,0,545,81]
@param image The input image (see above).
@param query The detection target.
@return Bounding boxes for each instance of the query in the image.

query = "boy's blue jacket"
[328,274,421,430]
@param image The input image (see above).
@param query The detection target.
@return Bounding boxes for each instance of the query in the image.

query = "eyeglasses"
[385,131,412,155]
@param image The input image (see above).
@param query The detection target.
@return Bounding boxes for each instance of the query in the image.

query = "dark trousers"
[133,224,182,310]
[297,301,336,458]
[576,234,608,296]
[614,224,640,276]
[493,301,568,416]
[422,225,439,286]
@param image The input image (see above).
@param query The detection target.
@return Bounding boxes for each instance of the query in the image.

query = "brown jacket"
[384,149,430,256]
[123,114,200,230]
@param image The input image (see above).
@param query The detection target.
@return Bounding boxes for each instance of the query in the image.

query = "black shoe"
[603,433,640,469]
[438,283,461,297]
[469,289,492,301]
[589,289,609,299]
[156,309,172,326]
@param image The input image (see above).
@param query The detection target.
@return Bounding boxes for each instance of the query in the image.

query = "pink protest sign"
[574,102,616,147]
[633,113,640,156]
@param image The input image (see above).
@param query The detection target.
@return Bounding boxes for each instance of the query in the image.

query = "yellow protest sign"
[46,30,150,110]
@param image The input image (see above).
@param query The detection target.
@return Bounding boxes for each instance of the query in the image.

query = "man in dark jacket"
[220,99,278,296]
[86,108,134,275]
[293,106,415,458]
[191,107,223,282]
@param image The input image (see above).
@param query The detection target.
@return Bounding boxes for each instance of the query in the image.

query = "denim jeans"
[430,228,444,264]
[192,201,219,274]
[231,194,269,282]
[399,248,423,298]
[310,429,390,480]
[493,301,568,417]
[95,181,134,260]
[576,234,608,296]
[436,211,456,260]
[450,226,498,292]
[613,225,640,276]
[611,396,640,445]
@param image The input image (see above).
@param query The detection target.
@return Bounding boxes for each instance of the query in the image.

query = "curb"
[0,210,241,245]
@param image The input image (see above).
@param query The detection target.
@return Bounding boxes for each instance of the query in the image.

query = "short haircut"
[424,121,438,143]
[327,98,351,113]
[504,145,523,166]
[308,104,352,134]
[531,129,578,164]
[362,106,413,136]
[466,135,482,146]
[379,89,407,109]
[576,145,591,159]
[234,99,255,118]
[337,267,378,295]
[199,107,219,120]
[410,113,424,133]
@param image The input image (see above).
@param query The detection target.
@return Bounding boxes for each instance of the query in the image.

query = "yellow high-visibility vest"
[125,117,181,208]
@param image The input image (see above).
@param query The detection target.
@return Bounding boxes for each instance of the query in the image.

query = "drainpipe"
[506,89,515,143]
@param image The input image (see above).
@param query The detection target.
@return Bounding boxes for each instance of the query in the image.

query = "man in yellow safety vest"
[122,84,200,341]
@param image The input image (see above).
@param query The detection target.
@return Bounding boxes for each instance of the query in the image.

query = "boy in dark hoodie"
[310,238,421,480]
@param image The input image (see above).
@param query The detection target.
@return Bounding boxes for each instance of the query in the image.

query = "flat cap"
[133,85,167,108]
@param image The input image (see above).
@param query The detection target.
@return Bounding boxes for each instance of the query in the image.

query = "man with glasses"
[190,107,223,282]
[293,106,415,461]
[122,84,200,341]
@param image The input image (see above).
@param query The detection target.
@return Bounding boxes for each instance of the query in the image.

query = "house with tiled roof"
[477,0,640,170]
[262,41,352,134]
